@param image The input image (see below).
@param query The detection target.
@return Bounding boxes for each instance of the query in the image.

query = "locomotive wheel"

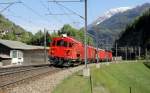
[53,59,59,66]
[57,59,64,66]
[63,60,72,67]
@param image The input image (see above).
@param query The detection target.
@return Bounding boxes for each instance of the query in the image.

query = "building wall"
[0,43,49,66]
[0,44,11,55]
[0,44,11,66]
[1,59,11,66]
[23,50,49,65]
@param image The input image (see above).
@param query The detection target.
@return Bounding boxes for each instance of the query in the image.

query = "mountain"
[90,7,131,26]
[0,14,33,43]
[88,3,150,49]
[116,9,150,59]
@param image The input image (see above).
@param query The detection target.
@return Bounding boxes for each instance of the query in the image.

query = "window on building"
[12,50,17,58]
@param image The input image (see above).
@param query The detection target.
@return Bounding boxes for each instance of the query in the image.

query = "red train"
[48,36,112,66]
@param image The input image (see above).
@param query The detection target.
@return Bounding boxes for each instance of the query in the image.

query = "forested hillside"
[116,8,150,58]
[0,14,33,43]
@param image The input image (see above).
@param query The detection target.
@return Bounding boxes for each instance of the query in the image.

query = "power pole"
[44,28,47,63]
[84,0,88,68]
[106,39,108,62]
[115,42,118,61]
[145,48,147,60]
[126,46,128,60]
[134,47,137,60]
[138,46,141,60]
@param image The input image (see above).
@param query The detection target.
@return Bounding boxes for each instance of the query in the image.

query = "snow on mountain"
[92,7,132,25]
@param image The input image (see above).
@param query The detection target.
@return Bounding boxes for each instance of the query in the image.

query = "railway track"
[0,64,64,88]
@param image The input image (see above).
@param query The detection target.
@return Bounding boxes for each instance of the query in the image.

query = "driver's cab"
[50,37,75,58]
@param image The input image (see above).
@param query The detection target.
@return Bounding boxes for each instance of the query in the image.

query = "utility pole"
[96,30,99,63]
[115,42,118,61]
[134,47,136,59]
[138,46,141,60]
[125,46,128,60]
[145,48,148,60]
[84,0,88,68]
[44,28,47,63]
[130,47,133,60]
[82,0,90,77]
[106,39,108,62]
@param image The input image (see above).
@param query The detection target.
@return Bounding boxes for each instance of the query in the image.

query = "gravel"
[1,64,90,93]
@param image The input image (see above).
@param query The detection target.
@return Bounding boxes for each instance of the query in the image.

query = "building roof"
[0,54,10,59]
[0,39,48,50]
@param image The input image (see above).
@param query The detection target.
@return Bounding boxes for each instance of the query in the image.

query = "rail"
[0,64,63,88]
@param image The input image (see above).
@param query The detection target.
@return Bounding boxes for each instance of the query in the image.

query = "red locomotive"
[48,35,112,66]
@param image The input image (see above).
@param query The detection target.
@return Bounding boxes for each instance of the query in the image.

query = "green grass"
[53,62,150,93]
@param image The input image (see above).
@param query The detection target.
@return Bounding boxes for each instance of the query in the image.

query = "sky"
[0,0,150,34]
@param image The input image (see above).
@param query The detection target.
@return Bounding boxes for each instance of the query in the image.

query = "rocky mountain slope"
[88,3,150,48]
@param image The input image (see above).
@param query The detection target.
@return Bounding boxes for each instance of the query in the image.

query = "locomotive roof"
[53,36,82,44]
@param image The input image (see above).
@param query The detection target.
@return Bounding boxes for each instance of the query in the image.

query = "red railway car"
[104,50,113,61]
[49,36,84,66]
[48,36,112,66]
[107,50,113,61]
[87,46,96,63]
[98,49,106,62]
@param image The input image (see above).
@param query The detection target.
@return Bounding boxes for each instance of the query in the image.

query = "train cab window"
[57,40,64,46]
[69,43,73,47]
[64,41,68,47]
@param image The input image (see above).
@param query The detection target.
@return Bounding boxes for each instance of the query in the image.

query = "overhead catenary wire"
[0,3,14,13]
[39,0,66,32]
[20,0,51,24]
[40,0,52,14]
[47,1,74,15]
[0,1,22,13]
[49,1,84,28]
[4,9,47,31]
[56,1,75,23]
[56,1,83,27]
[0,1,46,27]
[40,0,64,24]
[0,1,21,5]
[55,2,84,19]
[41,0,65,24]
[48,0,83,3]
[47,2,64,23]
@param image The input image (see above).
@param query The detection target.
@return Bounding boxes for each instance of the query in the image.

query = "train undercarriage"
[49,56,82,67]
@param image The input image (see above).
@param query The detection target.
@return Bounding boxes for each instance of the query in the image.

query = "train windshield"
[69,43,73,47]
[56,39,68,47]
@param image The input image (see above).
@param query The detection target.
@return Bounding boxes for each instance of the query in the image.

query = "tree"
[59,24,94,45]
